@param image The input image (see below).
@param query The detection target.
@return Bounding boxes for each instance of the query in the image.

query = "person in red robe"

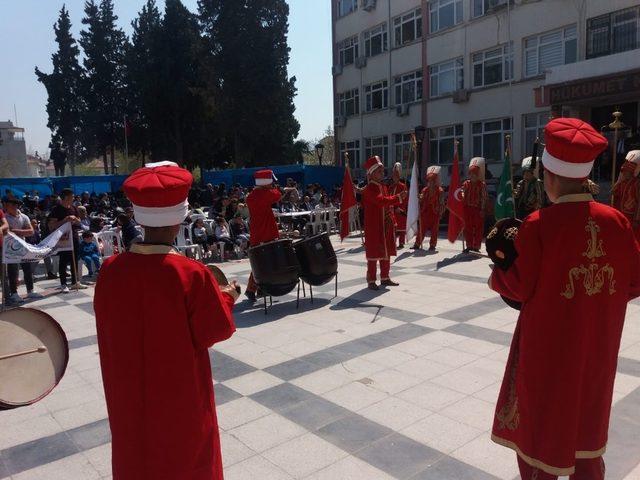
[488,118,640,480]
[612,150,640,241]
[361,156,405,290]
[462,157,487,253]
[388,162,408,249]
[94,162,240,480]
[245,169,282,301]
[413,166,445,251]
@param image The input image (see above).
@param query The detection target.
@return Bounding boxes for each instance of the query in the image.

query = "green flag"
[494,149,515,220]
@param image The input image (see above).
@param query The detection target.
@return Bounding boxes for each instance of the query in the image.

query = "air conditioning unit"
[334,115,347,127]
[363,0,377,11]
[332,64,343,76]
[396,104,410,117]
[486,0,512,13]
[355,56,367,69]
[452,89,470,103]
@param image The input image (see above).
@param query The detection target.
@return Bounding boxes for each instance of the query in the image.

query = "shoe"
[8,293,24,304]
[428,246,437,252]
[411,244,421,250]
[245,291,257,302]
[47,272,58,280]
[26,291,44,299]
[72,283,89,290]
[398,244,404,249]
[381,279,399,287]
[367,282,379,291]
[463,248,470,254]
[61,286,70,294]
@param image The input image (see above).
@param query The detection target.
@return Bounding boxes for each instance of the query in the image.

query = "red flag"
[447,142,465,243]
[339,165,357,241]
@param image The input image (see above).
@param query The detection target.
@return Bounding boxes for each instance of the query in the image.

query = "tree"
[35,5,84,174]
[302,126,336,166]
[199,0,300,167]
[79,0,129,174]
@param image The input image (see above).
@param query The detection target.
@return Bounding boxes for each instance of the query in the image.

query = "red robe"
[612,177,640,240]
[94,244,236,480]
[489,194,640,476]
[462,179,487,249]
[418,185,444,247]
[246,187,282,246]
[389,181,408,233]
[361,181,400,261]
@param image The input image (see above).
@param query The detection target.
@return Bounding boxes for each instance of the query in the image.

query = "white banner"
[2,223,73,264]
[405,159,420,243]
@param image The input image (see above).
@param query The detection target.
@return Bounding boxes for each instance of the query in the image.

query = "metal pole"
[609,110,625,206]
[1,263,6,312]
[124,115,129,170]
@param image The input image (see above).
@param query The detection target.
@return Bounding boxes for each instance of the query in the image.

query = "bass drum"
[294,233,338,286]
[249,239,300,297]
[0,308,69,410]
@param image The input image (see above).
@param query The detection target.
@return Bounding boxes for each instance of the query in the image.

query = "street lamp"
[414,125,426,181]
[315,143,325,166]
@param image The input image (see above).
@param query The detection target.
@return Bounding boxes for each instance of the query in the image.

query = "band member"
[462,157,487,252]
[513,156,544,218]
[488,118,640,480]
[361,156,405,290]
[245,169,282,301]
[413,166,444,251]
[95,162,239,480]
[612,150,640,240]
[388,162,408,249]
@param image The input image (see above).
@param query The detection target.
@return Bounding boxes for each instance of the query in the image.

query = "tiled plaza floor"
[1,234,640,479]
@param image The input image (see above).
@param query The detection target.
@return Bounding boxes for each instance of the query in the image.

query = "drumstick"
[0,346,48,361]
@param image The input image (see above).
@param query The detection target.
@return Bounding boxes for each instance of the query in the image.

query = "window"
[337,0,357,18]
[394,8,422,47]
[587,7,639,59]
[394,133,413,165]
[364,23,388,57]
[524,26,577,77]
[429,124,463,164]
[365,136,389,166]
[430,0,463,33]
[394,71,423,105]
[522,112,549,156]
[340,140,361,167]
[364,80,389,112]
[429,58,463,97]
[338,88,360,117]
[338,36,359,66]
[472,44,513,88]
[471,118,512,163]
[473,0,511,18]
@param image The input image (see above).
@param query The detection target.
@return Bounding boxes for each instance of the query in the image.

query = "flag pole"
[124,115,129,171]
[70,226,80,293]
[1,263,6,312]
[454,139,466,253]
[506,134,516,220]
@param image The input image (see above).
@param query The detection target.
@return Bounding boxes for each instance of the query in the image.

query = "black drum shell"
[248,239,300,296]
[294,233,338,286]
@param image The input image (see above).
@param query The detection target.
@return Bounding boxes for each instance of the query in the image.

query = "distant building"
[0,120,28,177]
[26,154,54,177]
[331,0,640,181]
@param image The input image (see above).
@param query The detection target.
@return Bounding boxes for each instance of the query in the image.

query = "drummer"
[94,161,239,480]
[245,169,282,302]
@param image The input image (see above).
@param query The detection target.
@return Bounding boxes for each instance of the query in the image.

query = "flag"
[1,223,72,264]
[339,165,357,241]
[447,142,465,243]
[405,158,420,243]
[494,144,515,220]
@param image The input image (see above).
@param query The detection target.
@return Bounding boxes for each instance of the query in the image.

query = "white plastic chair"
[175,225,204,261]
[320,207,337,234]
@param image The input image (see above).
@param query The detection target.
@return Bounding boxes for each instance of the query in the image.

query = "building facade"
[331,0,640,181]
[0,120,28,177]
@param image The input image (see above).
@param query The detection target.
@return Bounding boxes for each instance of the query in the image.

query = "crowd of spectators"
[0,179,342,304]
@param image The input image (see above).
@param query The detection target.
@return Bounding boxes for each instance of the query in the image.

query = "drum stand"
[295,274,339,309]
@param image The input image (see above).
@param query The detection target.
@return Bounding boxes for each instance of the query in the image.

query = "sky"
[0,0,333,157]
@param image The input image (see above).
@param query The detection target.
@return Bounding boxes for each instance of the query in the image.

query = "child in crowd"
[230,213,250,254]
[214,216,235,256]
[117,214,143,250]
[79,231,101,276]
[191,218,210,255]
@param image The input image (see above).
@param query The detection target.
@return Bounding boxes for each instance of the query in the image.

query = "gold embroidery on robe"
[561,218,616,299]
[496,350,520,431]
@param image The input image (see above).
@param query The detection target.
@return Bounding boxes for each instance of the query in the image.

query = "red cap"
[542,118,608,178]
[123,161,192,227]
[364,156,383,175]
[255,169,276,186]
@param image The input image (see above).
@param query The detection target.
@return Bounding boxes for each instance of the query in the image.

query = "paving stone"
[316,415,392,453]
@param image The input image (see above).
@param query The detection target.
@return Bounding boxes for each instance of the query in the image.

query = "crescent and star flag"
[447,142,465,243]
[494,142,515,220]
[339,165,357,241]
[405,158,420,243]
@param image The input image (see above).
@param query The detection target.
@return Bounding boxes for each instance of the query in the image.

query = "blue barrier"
[202,165,344,191]
[0,175,129,198]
